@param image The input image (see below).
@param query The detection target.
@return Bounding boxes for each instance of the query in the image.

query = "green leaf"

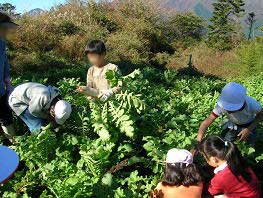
[102,173,113,186]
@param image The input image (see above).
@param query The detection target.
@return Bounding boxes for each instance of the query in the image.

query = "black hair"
[162,162,202,187]
[84,40,106,55]
[199,135,252,183]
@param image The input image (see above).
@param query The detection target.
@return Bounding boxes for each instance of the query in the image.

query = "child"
[197,82,263,144]
[9,82,72,132]
[76,40,121,101]
[151,148,203,198]
[199,135,261,198]
[0,12,18,142]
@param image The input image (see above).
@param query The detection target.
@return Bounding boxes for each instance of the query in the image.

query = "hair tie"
[225,141,228,147]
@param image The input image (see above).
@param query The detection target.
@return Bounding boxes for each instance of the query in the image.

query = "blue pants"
[19,109,46,132]
[221,125,257,145]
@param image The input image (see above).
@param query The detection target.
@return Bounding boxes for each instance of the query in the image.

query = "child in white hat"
[151,148,203,198]
[9,82,72,132]
[197,82,263,144]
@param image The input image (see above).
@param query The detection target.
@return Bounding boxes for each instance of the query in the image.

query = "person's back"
[9,82,60,118]
[209,166,261,198]
[152,182,203,198]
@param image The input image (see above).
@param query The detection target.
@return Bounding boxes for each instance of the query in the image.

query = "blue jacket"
[0,39,10,96]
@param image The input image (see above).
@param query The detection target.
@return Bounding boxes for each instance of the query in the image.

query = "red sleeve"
[211,112,219,118]
[208,175,224,196]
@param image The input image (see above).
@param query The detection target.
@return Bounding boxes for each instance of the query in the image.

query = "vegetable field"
[1,68,263,198]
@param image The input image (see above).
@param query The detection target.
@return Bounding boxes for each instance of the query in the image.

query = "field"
[0,0,263,197]
[0,67,262,198]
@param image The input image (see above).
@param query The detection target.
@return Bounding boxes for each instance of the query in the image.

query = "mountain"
[162,0,263,36]
[162,0,263,18]
[27,8,44,16]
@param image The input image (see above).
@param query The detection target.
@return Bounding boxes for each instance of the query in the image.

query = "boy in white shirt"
[197,82,263,144]
[76,40,121,101]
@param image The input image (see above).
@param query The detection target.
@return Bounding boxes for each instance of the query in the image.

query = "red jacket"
[209,166,261,198]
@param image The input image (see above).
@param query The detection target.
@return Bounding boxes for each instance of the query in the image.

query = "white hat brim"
[55,116,65,125]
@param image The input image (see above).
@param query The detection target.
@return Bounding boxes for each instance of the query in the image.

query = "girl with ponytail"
[199,135,261,198]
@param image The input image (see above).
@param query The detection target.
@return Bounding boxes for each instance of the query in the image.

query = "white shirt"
[214,162,228,174]
[213,96,262,125]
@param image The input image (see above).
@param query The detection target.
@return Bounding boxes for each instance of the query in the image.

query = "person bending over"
[9,82,72,132]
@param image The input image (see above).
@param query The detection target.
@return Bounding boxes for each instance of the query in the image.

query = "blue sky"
[0,0,66,13]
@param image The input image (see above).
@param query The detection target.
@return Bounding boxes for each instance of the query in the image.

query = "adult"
[9,82,72,132]
[0,12,18,142]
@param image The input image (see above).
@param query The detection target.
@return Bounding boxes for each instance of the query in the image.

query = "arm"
[248,110,263,131]
[208,176,224,198]
[197,113,217,142]
[3,46,12,94]
[238,109,263,141]
[77,67,100,97]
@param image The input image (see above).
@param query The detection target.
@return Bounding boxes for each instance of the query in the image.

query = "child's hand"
[238,128,251,141]
[76,86,87,93]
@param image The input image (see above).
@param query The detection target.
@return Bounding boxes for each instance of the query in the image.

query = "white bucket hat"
[54,100,72,125]
[218,82,247,111]
[166,148,193,166]
[0,146,19,184]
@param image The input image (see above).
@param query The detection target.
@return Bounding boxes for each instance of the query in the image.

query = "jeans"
[19,109,46,132]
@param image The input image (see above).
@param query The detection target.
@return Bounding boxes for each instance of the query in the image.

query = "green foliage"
[207,0,245,51]
[167,13,205,48]
[234,37,263,75]
[0,3,20,17]
[1,67,262,197]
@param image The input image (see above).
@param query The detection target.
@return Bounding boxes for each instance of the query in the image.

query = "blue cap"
[0,146,19,184]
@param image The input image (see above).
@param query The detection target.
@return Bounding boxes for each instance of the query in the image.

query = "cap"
[217,82,247,111]
[0,12,18,29]
[0,146,19,184]
[54,100,72,125]
[166,148,193,166]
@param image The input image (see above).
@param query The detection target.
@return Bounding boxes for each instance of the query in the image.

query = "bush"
[235,37,263,75]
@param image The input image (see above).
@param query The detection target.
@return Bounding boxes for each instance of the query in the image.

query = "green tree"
[207,0,245,51]
[167,13,205,48]
[0,3,20,17]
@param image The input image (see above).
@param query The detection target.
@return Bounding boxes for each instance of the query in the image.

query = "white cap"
[54,100,72,125]
[218,82,246,111]
[0,146,19,184]
[166,148,193,166]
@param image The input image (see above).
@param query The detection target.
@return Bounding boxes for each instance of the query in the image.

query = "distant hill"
[163,0,263,17]
[162,0,263,36]
[27,8,44,16]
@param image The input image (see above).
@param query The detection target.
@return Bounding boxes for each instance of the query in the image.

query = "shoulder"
[87,66,95,74]
[213,166,233,182]
[245,96,262,111]
[156,182,163,190]
[105,63,119,70]
[213,104,225,116]
[0,39,6,46]
[0,39,6,52]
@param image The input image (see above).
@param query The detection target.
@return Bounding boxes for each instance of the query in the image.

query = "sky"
[0,0,66,13]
